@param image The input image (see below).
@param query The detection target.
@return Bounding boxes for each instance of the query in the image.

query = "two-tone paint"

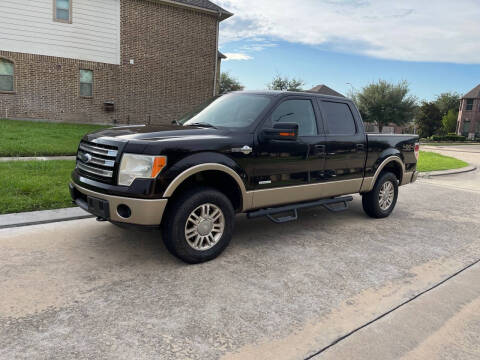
[70,91,419,226]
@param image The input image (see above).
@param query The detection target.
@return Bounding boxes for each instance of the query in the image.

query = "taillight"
[414,143,420,160]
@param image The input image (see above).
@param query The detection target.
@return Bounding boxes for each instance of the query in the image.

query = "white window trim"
[53,0,72,24]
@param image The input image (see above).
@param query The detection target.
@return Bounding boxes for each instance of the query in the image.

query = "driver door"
[251,96,325,207]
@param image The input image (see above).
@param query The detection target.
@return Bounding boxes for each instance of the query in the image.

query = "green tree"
[442,109,459,134]
[267,74,305,92]
[219,72,244,94]
[351,80,417,133]
[434,92,461,117]
[416,101,443,138]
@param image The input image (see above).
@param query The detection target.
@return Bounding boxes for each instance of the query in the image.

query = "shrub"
[430,134,466,142]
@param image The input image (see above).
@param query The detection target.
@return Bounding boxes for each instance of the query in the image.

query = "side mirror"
[261,123,299,142]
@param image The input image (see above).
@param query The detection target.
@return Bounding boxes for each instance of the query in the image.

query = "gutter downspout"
[213,11,222,96]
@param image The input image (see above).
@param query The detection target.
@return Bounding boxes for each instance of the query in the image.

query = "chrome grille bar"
[77,151,115,168]
[77,162,113,178]
[79,143,118,157]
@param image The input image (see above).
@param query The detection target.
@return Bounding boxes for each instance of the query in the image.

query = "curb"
[421,146,480,154]
[0,207,94,230]
[418,165,477,179]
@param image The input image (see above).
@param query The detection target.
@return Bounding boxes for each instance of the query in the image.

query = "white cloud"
[216,0,480,64]
[223,53,254,61]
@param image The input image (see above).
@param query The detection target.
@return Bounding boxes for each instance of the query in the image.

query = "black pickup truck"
[70,91,419,263]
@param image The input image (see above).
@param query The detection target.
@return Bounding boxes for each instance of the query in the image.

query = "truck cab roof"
[230,90,350,102]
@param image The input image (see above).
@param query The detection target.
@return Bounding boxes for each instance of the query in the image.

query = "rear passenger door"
[316,100,367,185]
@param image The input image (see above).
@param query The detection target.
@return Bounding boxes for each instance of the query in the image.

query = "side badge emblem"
[232,146,253,155]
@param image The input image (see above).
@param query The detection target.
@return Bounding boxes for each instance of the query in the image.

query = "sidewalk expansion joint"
[304,258,480,359]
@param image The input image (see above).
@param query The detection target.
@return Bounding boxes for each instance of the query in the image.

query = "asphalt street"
[0,146,479,359]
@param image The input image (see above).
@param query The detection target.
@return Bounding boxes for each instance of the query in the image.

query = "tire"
[162,186,235,264]
[362,171,399,219]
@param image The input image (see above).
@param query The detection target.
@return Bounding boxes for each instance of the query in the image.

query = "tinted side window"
[270,99,317,136]
[322,101,356,135]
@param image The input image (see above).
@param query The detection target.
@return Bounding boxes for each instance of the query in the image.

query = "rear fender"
[361,151,405,193]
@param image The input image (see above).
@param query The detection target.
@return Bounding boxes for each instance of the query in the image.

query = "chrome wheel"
[379,181,395,211]
[185,203,225,251]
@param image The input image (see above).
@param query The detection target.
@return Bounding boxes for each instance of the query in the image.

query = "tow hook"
[96,217,108,222]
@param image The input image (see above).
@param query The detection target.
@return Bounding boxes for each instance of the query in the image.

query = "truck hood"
[84,124,231,143]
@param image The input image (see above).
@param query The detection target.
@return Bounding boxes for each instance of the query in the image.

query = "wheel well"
[381,160,403,183]
[167,170,243,212]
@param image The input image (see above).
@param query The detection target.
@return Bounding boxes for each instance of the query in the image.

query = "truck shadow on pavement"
[97,196,386,266]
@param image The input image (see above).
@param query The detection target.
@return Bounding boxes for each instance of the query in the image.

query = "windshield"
[180,93,272,128]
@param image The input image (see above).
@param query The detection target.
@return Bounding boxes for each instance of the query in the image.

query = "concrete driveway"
[1,146,479,360]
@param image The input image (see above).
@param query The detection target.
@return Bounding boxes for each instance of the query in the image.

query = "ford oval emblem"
[81,153,92,163]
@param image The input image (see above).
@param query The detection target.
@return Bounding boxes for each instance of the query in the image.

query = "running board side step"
[246,196,354,224]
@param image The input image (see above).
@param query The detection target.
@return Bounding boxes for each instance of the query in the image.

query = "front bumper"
[70,182,168,226]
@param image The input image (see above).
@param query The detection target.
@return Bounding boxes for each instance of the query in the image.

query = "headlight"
[118,154,167,186]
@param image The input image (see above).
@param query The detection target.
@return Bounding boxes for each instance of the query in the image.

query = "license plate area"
[87,196,110,219]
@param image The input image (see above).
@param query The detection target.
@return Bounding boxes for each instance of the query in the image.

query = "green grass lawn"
[0,119,109,157]
[417,151,468,172]
[0,160,76,214]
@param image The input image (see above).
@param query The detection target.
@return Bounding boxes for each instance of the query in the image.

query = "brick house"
[0,0,232,125]
[457,84,480,139]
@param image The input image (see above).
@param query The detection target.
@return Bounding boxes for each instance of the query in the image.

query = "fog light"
[117,204,132,219]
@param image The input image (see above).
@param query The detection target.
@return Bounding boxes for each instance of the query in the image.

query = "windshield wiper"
[186,122,217,129]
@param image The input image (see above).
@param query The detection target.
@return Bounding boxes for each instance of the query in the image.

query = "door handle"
[314,145,326,151]
[356,144,365,151]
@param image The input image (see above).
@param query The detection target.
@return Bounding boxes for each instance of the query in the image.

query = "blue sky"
[216,0,480,101]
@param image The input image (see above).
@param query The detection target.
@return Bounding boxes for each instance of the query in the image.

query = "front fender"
[156,152,248,197]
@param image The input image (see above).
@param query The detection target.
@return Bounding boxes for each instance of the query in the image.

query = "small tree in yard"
[442,109,459,134]
[267,74,305,92]
[351,80,417,133]
[219,72,244,94]
[434,92,461,117]
[433,92,460,135]
[416,101,442,138]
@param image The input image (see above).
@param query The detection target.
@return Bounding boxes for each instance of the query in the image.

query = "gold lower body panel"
[71,183,168,226]
[246,178,364,210]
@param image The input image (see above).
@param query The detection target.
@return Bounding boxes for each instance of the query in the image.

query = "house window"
[0,58,14,92]
[463,120,470,134]
[466,99,474,111]
[79,69,93,97]
[54,0,72,23]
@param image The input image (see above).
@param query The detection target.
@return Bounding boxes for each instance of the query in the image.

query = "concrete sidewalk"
[0,156,76,162]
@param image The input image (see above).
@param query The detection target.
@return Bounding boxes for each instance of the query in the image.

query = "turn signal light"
[152,156,167,177]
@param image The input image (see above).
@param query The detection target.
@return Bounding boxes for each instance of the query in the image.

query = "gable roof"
[165,0,233,20]
[308,84,345,98]
[463,84,480,99]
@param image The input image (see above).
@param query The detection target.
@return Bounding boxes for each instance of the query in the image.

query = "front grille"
[76,141,119,183]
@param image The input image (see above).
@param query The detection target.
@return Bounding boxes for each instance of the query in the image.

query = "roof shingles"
[170,0,232,19]
[463,84,480,99]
